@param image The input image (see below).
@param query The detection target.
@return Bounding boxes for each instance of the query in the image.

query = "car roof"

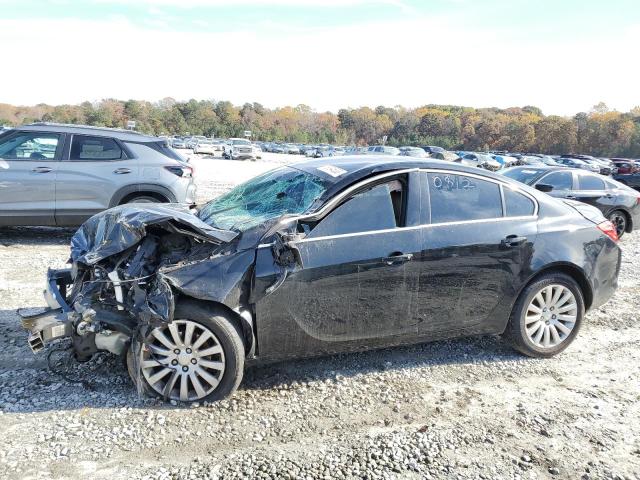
[17,123,159,142]
[292,155,515,194]
[288,155,560,215]
[504,165,560,174]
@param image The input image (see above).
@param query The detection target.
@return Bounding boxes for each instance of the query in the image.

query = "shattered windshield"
[197,166,332,232]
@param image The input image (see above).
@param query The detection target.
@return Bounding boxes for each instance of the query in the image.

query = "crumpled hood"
[71,204,238,265]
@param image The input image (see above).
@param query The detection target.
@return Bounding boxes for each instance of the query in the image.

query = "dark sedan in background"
[613,160,640,191]
[22,157,621,404]
[502,166,640,237]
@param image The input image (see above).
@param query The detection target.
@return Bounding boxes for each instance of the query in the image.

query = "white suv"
[0,123,196,226]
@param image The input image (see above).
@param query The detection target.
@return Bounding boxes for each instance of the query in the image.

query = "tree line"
[1,99,639,157]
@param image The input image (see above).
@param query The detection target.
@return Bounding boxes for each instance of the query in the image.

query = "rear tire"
[607,210,627,238]
[127,302,245,403]
[125,195,161,204]
[504,273,584,358]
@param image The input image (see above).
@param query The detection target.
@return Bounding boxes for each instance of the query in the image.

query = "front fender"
[158,249,256,311]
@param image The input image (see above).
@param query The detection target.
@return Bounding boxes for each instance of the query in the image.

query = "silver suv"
[0,123,196,226]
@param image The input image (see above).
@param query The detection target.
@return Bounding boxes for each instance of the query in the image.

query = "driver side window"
[306,179,405,238]
[0,132,61,160]
[540,171,573,190]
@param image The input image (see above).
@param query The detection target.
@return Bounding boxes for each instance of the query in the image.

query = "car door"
[0,130,63,225]
[570,172,614,215]
[55,134,139,225]
[253,172,424,360]
[415,171,538,334]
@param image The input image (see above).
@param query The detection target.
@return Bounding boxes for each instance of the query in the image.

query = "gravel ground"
[0,154,638,480]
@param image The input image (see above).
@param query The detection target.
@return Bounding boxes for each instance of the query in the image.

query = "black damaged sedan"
[22,157,622,403]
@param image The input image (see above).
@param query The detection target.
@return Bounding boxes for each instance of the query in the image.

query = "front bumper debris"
[19,268,74,353]
[19,308,72,353]
[43,268,73,311]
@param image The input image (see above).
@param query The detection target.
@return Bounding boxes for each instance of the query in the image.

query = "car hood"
[70,203,238,265]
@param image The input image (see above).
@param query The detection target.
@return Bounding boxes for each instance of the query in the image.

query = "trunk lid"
[562,199,606,224]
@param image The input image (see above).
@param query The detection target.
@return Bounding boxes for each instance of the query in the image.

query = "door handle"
[113,168,131,174]
[31,166,52,173]
[383,253,413,265]
[502,235,527,247]
[565,195,576,199]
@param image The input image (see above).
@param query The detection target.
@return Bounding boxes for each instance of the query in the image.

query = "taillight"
[597,220,619,242]
[164,165,193,178]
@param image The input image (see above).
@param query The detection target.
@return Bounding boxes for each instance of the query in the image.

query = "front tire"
[504,273,584,358]
[127,303,245,403]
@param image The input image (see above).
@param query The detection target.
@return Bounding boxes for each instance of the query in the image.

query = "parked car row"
[169,136,262,161]
[166,133,640,186]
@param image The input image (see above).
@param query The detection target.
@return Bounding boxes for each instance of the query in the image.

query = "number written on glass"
[432,175,476,191]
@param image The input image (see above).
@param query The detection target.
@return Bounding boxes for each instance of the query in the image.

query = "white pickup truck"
[223,138,261,160]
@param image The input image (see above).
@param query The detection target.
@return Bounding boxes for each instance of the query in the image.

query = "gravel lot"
[0,152,639,480]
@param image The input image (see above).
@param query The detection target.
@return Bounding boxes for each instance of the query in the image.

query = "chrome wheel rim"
[525,285,577,349]
[609,212,626,237]
[140,320,225,402]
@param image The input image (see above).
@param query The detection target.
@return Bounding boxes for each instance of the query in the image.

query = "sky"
[0,0,638,115]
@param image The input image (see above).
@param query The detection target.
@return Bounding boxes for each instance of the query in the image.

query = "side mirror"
[535,183,554,193]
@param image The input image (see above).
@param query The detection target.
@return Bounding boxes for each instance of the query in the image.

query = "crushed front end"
[19,203,239,364]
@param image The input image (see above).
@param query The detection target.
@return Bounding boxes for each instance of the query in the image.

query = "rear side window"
[578,175,605,190]
[540,171,572,190]
[141,141,187,162]
[504,188,535,217]
[428,173,502,223]
[70,135,123,161]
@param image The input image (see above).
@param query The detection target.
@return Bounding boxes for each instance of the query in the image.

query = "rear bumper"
[628,205,640,232]
[589,241,622,311]
[185,182,197,204]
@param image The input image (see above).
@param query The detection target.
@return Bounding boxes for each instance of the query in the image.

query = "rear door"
[0,130,63,225]
[415,171,538,334]
[55,134,139,225]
